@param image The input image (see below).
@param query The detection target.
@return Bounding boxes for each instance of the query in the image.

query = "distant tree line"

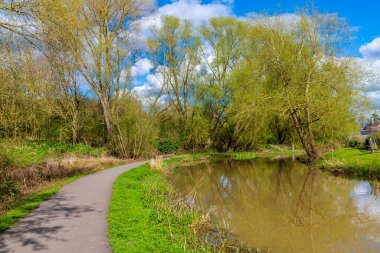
[0,0,369,161]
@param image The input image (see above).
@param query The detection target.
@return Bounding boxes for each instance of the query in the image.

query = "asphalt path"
[0,161,146,253]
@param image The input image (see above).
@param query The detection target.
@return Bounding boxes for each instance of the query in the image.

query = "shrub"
[183,112,210,152]
[0,152,10,169]
[110,95,158,158]
[348,140,358,148]
[0,170,19,202]
[158,139,179,154]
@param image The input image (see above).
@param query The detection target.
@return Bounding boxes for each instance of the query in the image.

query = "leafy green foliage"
[111,95,158,158]
[0,7,369,159]
[184,112,210,152]
[158,139,180,154]
[348,140,358,147]
[0,173,19,202]
[230,14,364,160]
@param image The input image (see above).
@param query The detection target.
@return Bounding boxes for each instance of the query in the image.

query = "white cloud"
[357,37,380,109]
[133,0,235,102]
[158,0,233,23]
[131,58,154,77]
[367,90,380,106]
[137,0,234,38]
[360,38,380,60]
[133,72,163,104]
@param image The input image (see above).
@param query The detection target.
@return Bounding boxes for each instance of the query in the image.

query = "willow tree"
[148,16,201,128]
[198,17,247,145]
[233,13,363,161]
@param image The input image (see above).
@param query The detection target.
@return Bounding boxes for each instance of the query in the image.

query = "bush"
[183,111,210,152]
[0,170,19,202]
[0,152,10,168]
[348,140,358,148]
[110,95,158,158]
[158,139,179,154]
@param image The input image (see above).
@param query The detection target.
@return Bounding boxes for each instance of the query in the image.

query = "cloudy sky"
[132,0,380,108]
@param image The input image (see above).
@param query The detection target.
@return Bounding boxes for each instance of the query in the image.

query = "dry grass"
[149,156,165,171]
[0,155,126,213]
[190,211,262,252]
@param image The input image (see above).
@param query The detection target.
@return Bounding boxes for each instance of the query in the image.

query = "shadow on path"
[0,193,96,253]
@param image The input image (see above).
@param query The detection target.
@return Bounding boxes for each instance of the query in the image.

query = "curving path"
[0,161,146,253]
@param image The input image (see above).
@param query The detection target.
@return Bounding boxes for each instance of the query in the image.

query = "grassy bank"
[108,161,199,252]
[182,146,304,161]
[0,140,106,167]
[0,140,125,232]
[321,148,380,178]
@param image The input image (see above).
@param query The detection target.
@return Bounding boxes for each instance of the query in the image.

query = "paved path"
[0,161,146,253]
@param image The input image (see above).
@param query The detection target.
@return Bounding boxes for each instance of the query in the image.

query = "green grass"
[178,149,304,162]
[0,140,106,167]
[108,162,198,253]
[321,148,380,177]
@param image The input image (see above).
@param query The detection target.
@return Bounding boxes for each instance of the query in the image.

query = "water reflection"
[170,158,380,252]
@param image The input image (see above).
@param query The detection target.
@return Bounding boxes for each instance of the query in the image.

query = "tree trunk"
[290,110,321,162]
[72,126,79,145]
[71,108,80,144]
[100,98,113,140]
[304,77,322,161]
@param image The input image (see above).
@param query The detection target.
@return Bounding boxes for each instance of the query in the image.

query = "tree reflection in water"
[170,158,380,252]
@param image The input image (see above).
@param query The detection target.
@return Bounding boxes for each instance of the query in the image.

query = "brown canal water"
[170,158,380,252]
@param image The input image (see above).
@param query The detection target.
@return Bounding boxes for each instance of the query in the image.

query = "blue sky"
[133,0,380,108]
[156,0,380,56]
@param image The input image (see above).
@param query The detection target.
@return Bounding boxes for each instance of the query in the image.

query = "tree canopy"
[0,1,369,161]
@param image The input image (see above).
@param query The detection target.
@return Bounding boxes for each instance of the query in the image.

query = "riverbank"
[108,151,303,252]
[109,149,380,252]
[0,140,128,232]
[320,148,380,178]
[109,156,247,252]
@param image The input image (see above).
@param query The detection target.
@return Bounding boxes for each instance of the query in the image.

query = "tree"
[0,0,39,46]
[112,93,158,158]
[184,108,210,153]
[0,47,48,138]
[78,0,152,139]
[198,17,247,145]
[148,16,201,129]
[36,0,153,140]
[232,13,363,161]
[43,54,85,144]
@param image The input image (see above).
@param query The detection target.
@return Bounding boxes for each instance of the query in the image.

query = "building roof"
[363,120,380,132]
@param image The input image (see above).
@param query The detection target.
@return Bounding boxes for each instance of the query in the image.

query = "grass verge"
[108,161,198,252]
[321,148,380,178]
[177,148,304,162]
